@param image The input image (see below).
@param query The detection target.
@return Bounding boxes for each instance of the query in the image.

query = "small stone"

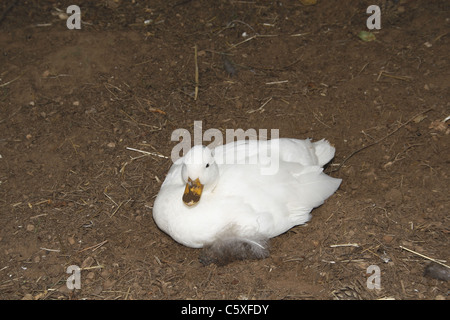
[107,142,116,148]
[68,236,76,245]
[58,284,72,294]
[26,224,35,232]
[22,294,34,300]
[104,279,117,289]
[101,269,111,278]
[424,263,450,281]
[92,284,103,295]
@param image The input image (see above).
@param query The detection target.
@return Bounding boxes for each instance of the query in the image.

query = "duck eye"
[205,163,210,168]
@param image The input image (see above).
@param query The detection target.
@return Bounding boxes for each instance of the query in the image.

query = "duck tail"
[199,236,269,266]
[312,139,336,167]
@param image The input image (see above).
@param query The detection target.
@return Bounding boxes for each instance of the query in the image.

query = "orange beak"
[182,177,204,206]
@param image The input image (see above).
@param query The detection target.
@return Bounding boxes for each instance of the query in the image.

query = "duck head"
[181,145,219,207]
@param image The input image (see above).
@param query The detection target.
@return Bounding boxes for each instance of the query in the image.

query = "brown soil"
[0,0,449,300]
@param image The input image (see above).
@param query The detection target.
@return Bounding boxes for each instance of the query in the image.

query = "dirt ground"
[0,0,448,300]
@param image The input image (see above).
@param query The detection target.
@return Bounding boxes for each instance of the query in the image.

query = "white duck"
[153,138,341,265]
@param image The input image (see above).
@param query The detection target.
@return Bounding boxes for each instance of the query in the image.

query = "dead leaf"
[358,31,376,42]
[149,107,166,115]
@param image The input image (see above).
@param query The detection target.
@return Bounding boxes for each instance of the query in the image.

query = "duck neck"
[205,177,219,194]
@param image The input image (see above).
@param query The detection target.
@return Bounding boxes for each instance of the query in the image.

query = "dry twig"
[247,97,273,114]
[400,246,450,269]
[78,240,108,253]
[377,71,412,82]
[194,44,199,100]
[126,147,168,159]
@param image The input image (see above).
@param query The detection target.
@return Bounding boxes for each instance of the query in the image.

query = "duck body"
[153,138,341,251]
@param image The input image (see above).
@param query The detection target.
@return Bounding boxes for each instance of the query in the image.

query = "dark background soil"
[0,0,448,300]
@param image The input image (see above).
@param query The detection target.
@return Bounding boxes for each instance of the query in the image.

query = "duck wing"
[212,138,336,167]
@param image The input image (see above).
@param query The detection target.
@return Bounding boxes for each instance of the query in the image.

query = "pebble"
[382,235,394,243]
[58,283,72,294]
[222,55,237,77]
[22,293,34,300]
[424,263,450,281]
[68,236,76,245]
[104,279,117,289]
